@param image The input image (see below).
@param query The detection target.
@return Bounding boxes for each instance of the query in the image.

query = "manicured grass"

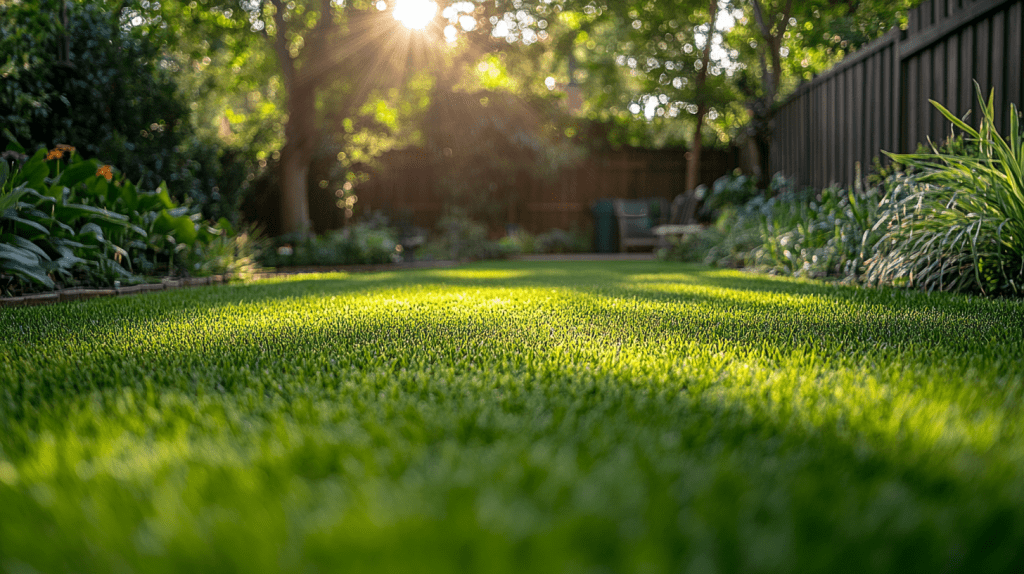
[2,261,1023,573]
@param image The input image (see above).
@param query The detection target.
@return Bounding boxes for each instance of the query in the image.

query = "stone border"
[0,261,461,309]
[0,276,229,309]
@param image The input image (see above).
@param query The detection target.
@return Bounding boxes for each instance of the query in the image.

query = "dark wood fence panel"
[355,147,738,236]
[771,0,1024,190]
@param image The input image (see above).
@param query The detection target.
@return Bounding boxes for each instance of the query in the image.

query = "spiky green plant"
[868,84,1024,295]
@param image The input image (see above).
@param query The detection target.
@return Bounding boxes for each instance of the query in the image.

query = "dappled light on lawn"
[3,261,1024,571]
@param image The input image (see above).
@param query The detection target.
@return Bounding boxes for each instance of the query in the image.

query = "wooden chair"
[612,198,667,252]
[651,193,703,246]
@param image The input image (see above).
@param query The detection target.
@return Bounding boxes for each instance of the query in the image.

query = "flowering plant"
[1,142,228,293]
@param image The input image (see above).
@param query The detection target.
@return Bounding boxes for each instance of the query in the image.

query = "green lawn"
[2,261,1023,573]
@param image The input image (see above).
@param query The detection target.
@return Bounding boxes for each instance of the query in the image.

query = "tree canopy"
[3,0,924,234]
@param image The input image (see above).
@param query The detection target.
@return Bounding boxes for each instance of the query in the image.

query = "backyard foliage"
[666,89,1024,297]
[867,85,1024,296]
[0,145,241,293]
[2,261,1023,572]
[259,223,402,268]
[0,0,251,220]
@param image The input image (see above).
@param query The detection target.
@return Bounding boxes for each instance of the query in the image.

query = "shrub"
[865,85,1024,295]
[661,174,785,268]
[699,170,762,219]
[497,229,535,256]
[0,1,254,224]
[757,174,881,281]
[661,171,883,282]
[1,144,236,294]
[259,224,402,268]
[534,227,590,254]
[420,208,507,261]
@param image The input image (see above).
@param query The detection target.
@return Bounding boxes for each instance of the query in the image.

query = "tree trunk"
[680,0,718,224]
[746,0,791,190]
[279,80,316,235]
[681,109,707,225]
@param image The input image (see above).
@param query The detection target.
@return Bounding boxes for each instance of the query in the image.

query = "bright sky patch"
[393,0,437,29]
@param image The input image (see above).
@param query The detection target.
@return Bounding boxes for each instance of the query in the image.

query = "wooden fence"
[352,147,738,236]
[771,0,1024,190]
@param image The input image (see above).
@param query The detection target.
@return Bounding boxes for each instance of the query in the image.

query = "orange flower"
[47,144,76,161]
[96,165,113,181]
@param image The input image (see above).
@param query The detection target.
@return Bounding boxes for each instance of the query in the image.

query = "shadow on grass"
[3,261,1024,571]
[5,260,1021,372]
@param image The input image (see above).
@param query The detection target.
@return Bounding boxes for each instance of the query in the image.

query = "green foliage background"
[0,0,253,222]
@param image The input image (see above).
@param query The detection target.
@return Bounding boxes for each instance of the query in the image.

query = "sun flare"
[393,0,437,29]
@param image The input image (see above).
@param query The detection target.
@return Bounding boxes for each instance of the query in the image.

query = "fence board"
[959,25,973,119]
[770,0,1023,189]
[345,147,737,236]
[946,33,959,117]
[1007,2,1022,113]
[975,18,991,119]
[991,10,1006,128]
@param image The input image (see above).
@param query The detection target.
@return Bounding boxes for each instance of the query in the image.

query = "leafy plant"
[0,183,55,289]
[1,142,232,293]
[867,84,1024,295]
[534,227,590,254]
[700,170,762,218]
[661,170,883,281]
[420,207,507,262]
[0,1,255,223]
[259,223,401,268]
[758,171,881,281]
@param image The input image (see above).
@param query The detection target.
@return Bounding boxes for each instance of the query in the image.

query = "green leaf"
[87,177,109,204]
[153,210,198,245]
[51,237,87,251]
[0,242,53,288]
[155,182,174,209]
[0,256,54,287]
[0,240,41,264]
[5,214,50,237]
[54,203,130,224]
[216,217,235,236]
[0,156,8,190]
[17,185,57,206]
[58,158,100,189]
[79,222,105,243]
[0,188,26,211]
[15,149,49,191]
[106,179,122,207]
[120,180,139,211]
[7,235,51,262]
[3,131,26,153]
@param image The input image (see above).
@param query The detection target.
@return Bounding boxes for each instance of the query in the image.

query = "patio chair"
[651,193,704,247]
[612,198,667,252]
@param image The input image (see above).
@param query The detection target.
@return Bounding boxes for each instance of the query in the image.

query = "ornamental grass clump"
[867,84,1024,295]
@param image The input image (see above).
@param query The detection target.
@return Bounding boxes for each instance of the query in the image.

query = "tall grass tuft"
[867,84,1024,295]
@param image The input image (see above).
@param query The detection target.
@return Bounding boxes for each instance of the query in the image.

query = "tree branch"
[269,0,295,86]
[779,0,794,41]
[750,0,773,41]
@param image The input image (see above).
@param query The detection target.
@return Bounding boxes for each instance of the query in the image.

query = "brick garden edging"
[0,276,228,308]
[0,261,461,309]
[0,257,653,309]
